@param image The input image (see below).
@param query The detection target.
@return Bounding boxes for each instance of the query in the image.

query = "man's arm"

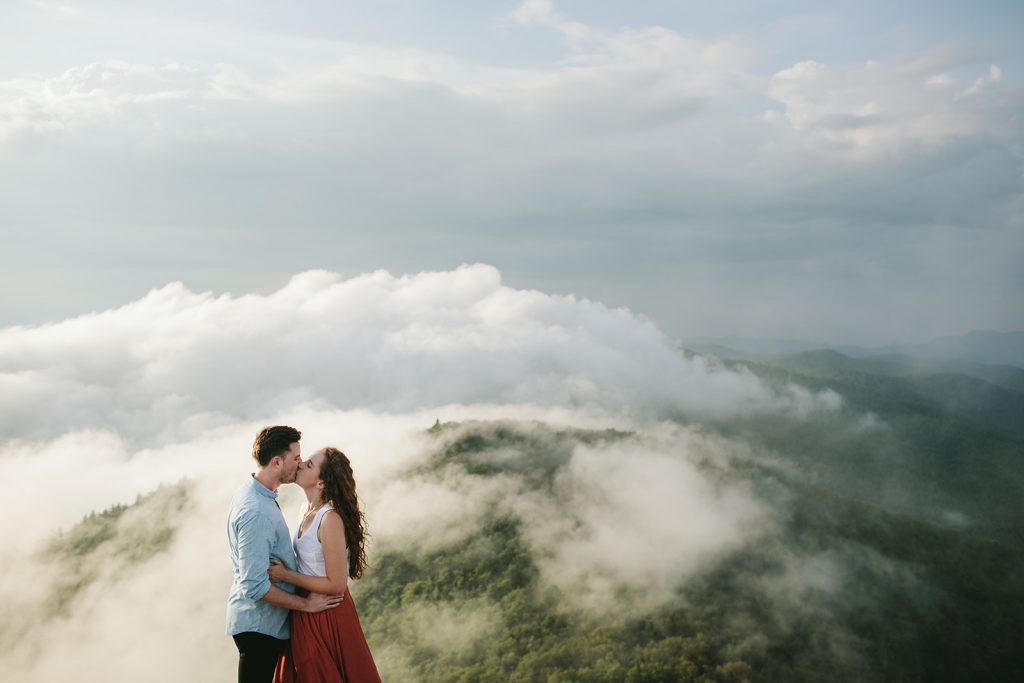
[234,513,277,601]
[261,585,342,612]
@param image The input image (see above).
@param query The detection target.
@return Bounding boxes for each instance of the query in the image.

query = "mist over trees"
[355,405,1023,682]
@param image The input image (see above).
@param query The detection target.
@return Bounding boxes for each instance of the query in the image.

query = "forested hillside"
[350,417,1023,682]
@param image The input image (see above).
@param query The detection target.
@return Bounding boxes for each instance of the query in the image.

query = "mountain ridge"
[682,330,1024,369]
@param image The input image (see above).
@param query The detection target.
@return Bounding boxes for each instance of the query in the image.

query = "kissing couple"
[226,426,382,683]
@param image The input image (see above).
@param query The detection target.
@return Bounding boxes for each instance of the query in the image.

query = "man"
[226,425,343,683]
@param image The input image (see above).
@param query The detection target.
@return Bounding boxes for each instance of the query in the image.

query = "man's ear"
[269,455,283,469]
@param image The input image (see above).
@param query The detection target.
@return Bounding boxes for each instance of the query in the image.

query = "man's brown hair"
[251,425,302,467]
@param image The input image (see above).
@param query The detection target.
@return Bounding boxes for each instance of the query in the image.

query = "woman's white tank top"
[294,504,336,577]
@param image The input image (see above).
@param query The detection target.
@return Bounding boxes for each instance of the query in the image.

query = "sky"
[1,0,1022,344]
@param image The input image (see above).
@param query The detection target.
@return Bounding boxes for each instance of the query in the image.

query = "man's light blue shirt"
[226,475,297,639]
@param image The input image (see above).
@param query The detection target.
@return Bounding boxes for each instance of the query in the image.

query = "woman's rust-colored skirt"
[273,587,382,683]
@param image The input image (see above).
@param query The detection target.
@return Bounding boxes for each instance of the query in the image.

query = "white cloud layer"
[0,264,838,445]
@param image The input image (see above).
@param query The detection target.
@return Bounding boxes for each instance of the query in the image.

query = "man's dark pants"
[232,631,288,683]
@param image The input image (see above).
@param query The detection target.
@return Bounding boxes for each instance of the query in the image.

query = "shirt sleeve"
[234,512,273,601]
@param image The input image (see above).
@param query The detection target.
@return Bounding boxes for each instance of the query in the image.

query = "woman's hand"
[268,559,291,583]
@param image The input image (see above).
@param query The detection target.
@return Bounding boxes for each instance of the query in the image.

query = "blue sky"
[1,0,1021,343]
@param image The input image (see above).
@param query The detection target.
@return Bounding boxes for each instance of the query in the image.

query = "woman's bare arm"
[269,510,349,596]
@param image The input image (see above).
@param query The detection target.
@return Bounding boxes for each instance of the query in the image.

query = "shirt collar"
[249,473,278,499]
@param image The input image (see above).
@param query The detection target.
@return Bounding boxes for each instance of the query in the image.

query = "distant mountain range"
[682,330,1024,369]
[684,344,1024,395]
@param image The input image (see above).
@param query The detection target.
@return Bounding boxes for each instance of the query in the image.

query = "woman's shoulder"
[320,506,342,525]
[317,506,345,539]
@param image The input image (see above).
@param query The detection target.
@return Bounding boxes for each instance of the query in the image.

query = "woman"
[270,447,381,683]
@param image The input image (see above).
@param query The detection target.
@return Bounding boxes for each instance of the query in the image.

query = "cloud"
[0,13,751,142]
[962,63,1002,98]
[766,56,1013,156]
[6,3,1008,159]
[386,598,503,659]
[518,431,771,613]
[0,60,202,141]
[0,265,839,445]
[367,418,775,614]
[509,0,594,51]
[510,0,557,27]
[30,0,79,20]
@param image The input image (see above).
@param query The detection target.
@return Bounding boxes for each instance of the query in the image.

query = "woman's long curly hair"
[318,447,369,579]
